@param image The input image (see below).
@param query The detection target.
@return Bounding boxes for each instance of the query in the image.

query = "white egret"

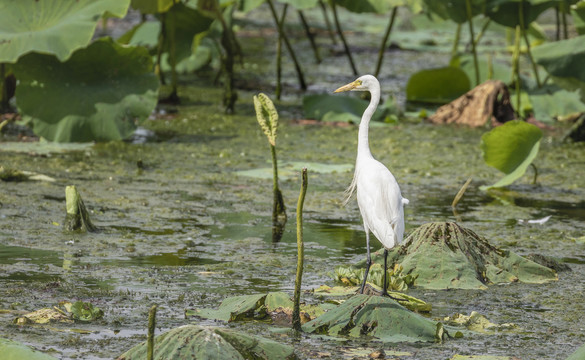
[334,75,409,297]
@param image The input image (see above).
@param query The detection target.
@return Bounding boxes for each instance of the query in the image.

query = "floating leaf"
[406,67,470,104]
[254,93,278,146]
[529,87,585,124]
[444,311,517,333]
[0,338,58,360]
[14,38,159,142]
[480,120,542,190]
[69,301,104,322]
[567,342,585,360]
[117,325,297,360]
[235,161,352,180]
[0,0,130,63]
[13,307,72,325]
[303,94,391,123]
[302,294,447,343]
[189,293,266,322]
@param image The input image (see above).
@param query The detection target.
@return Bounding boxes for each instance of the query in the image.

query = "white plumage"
[335,74,408,296]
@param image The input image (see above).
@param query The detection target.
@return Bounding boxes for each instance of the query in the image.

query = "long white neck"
[357,82,380,160]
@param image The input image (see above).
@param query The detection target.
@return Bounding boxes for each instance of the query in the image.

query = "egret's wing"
[356,160,406,248]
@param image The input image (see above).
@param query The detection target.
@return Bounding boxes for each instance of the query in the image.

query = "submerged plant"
[253,93,286,239]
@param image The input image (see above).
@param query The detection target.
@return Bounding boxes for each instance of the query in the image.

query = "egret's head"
[334,75,378,93]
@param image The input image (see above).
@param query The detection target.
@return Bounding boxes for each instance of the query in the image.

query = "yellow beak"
[334,80,360,93]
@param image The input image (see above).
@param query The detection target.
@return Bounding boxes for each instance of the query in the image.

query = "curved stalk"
[451,23,462,63]
[375,7,398,77]
[276,5,288,100]
[530,163,538,184]
[319,0,337,45]
[518,0,541,88]
[292,168,308,332]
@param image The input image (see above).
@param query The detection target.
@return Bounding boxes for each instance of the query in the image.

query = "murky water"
[2,6,585,360]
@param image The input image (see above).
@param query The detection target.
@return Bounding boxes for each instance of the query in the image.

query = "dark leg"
[359,230,372,294]
[381,248,405,301]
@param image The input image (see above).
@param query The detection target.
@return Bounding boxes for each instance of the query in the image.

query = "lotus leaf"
[0,338,58,360]
[406,67,470,104]
[117,324,297,360]
[14,37,159,142]
[302,294,446,342]
[279,0,319,10]
[529,87,585,123]
[484,0,558,29]
[0,0,130,63]
[533,34,585,101]
[423,0,484,24]
[235,161,352,180]
[303,94,390,123]
[354,222,557,289]
[480,120,542,190]
[130,0,175,14]
[444,311,517,333]
[567,342,585,360]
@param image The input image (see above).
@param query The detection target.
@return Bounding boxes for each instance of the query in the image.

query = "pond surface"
[1,6,585,360]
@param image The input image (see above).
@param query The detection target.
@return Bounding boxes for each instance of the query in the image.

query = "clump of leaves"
[13,301,103,325]
[334,263,417,292]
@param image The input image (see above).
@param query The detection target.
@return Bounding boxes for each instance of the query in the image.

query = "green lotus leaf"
[480,120,542,189]
[422,0,484,24]
[406,66,470,104]
[532,34,585,101]
[374,222,557,289]
[335,0,412,14]
[130,0,175,14]
[278,0,319,10]
[529,86,585,123]
[485,0,558,28]
[567,342,585,360]
[235,161,352,180]
[302,294,446,342]
[188,293,267,322]
[0,0,130,63]
[0,338,58,360]
[117,325,298,360]
[572,1,585,35]
[14,37,159,142]
[303,94,389,123]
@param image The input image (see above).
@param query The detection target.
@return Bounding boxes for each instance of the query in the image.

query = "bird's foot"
[381,290,408,302]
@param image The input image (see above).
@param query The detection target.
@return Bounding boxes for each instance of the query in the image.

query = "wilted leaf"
[480,120,542,190]
[14,37,159,142]
[117,325,297,360]
[14,308,72,325]
[374,222,558,289]
[302,294,446,343]
[0,338,58,360]
[0,0,130,62]
[406,67,470,104]
[444,311,517,333]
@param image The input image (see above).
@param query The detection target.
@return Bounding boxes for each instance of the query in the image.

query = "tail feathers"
[342,171,358,206]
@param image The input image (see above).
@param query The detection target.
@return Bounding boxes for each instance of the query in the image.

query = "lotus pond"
[2,4,585,360]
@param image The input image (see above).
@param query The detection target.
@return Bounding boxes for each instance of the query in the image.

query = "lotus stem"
[293,168,308,332]
[298,10,322,64]
[266,0,307,90]
[451,23,462,62]
[474,18,491,47]
[276,5,288,100]
[319,0,337,45]
[375,7,398,77]
[329,0,358,76]
[0,63,7,113]
[155,14,166,85]
[271,143,286,230]
[512,25,521,117]
[465,0,479,86]
[147,305,157,360]
[452,177,473,209]
[518,1,541,88]
[530,163,538,184]
[168,8,178,102]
